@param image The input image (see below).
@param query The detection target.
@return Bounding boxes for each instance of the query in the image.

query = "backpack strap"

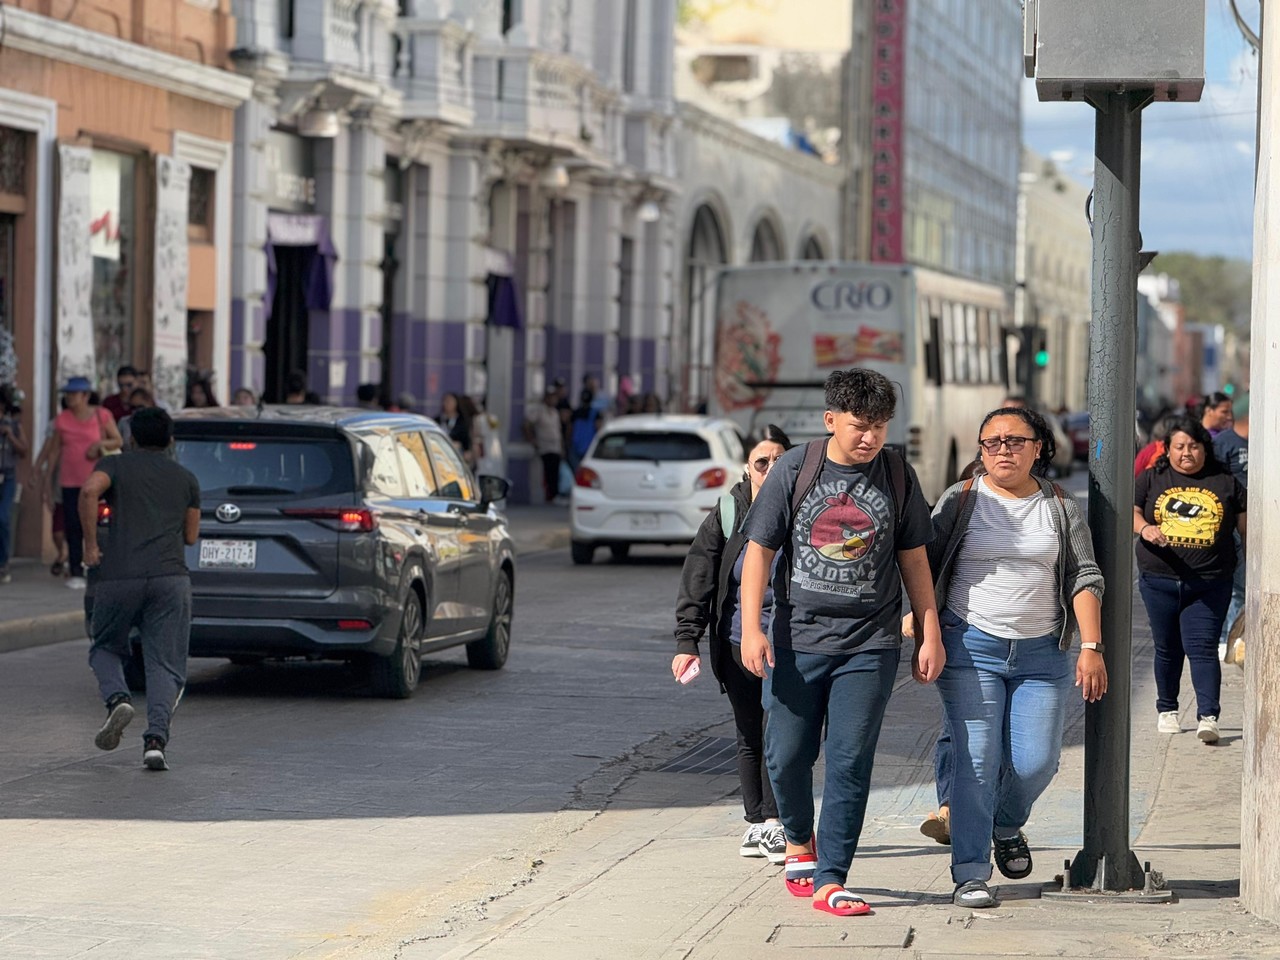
[957,476,976,515]
[789,438,828,525]
[718,492,736,540]
[1050,482,1066,506]
[883,447,907,525]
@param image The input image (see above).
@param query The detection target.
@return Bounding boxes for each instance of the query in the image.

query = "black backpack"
[781,438,908,598]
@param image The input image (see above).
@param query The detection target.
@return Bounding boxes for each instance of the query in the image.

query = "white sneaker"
[66,576,87,591]
[1157,711,1181,734]
[1197,716,1220,744]
[739,823,766,858]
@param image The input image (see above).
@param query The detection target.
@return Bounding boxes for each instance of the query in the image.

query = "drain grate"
[654,736,738,775]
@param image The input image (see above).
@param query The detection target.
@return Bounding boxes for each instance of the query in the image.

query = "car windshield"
[592,431,711,462]
[175,437,355,497]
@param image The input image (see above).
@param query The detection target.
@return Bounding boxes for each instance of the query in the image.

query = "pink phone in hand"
[678,659,701,685]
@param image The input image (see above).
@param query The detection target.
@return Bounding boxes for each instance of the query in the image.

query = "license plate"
[199,539,257,569]
[629,513,659,531]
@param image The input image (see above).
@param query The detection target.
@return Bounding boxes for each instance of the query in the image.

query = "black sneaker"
[143,736,168,772]
[94,697,134,751]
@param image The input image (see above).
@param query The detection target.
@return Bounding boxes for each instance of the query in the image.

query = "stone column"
[229,91,276,395]
[1241,0,1279,925]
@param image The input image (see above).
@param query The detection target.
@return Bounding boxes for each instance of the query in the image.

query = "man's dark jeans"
[88,575,192,744]
[1138,572,1232,719]
[764,644,899,892]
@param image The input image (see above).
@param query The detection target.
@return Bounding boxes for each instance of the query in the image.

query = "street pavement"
[1,491,1276,959]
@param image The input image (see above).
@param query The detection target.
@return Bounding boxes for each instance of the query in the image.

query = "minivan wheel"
[571,541,595,565]
[467,571,512,670]
[369,592,423,699]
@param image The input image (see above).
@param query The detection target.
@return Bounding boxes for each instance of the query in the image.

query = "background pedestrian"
[674,424,793,864]
[81,407,201,772]
[1134,415,1245,744]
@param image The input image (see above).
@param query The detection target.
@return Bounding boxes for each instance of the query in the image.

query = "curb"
[0,528,573,656]
[0,610,85,655]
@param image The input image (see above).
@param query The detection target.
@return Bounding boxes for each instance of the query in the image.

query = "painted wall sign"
[153,154,192,411]
[56,144,96,386]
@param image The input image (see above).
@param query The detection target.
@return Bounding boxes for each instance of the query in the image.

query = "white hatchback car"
[569,415,745,564]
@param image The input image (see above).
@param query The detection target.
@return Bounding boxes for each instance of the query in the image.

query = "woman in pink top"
[32,377,122,587]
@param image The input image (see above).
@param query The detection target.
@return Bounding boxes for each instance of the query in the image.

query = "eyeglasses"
[978,435,1036,453]
[751,455,783,473]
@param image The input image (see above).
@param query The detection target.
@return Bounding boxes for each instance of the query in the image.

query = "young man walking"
[740,368,944,916]
[80,407,201,771]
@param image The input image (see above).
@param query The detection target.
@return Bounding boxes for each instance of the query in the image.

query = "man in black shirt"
[80,408,201,771]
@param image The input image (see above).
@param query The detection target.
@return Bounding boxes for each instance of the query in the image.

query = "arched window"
[684,204,727,409]
[749,217,783,263]
[800,234,826,260]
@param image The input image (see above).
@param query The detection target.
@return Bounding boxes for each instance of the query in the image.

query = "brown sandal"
[920,811,951,845]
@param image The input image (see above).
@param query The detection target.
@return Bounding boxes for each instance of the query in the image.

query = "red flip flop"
[813,887,871,917]
[784,854,817,897]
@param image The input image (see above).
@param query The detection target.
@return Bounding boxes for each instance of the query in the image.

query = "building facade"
[871,0,1021,288]
[1016,148,1091,412]
[0,0,251,556]
[226,0,681,500]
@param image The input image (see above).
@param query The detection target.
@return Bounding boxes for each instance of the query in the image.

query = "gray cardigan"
[926,476,1105,650]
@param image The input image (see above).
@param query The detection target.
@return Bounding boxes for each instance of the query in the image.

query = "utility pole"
[1025,0,1204,899]
[1072,89,1150,892]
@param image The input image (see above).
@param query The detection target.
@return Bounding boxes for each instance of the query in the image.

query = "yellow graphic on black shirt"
[1153,487,1223,549]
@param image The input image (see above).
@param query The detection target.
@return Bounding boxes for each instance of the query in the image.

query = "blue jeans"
[935,613,1072,884]
[763,644,900,892]
[1218,535,1245,645]
[934,717,953,807]
[1139,573,1232,719]
[0,472,15,569]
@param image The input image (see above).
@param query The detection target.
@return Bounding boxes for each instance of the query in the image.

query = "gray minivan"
[168,407,515,698]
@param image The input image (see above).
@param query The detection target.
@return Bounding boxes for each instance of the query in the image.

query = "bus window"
[940,302,956,384]
[950,303,969,383]
[922,299,943,386]
[976,308,992,383]
[965,306,981,385]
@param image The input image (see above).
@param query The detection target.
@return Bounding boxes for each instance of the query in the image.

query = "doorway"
[264,243,316,402]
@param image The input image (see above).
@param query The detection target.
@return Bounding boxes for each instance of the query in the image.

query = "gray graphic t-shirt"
[741,443,933,655]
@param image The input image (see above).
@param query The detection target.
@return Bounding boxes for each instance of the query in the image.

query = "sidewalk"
[392,599,1277,960]
[0,504,571,656]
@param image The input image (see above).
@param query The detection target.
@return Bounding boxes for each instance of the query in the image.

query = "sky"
[1022,0,1260,261]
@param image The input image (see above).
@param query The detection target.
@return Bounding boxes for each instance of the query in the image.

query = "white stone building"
[219,0,851,500]
[1016,148,1092,412]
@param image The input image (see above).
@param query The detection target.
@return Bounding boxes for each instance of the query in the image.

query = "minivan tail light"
[575,466,602,489]
[694,468,728,490]
[281,507,378,532]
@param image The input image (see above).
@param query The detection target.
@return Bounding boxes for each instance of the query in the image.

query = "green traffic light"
[1034,350,1050,368]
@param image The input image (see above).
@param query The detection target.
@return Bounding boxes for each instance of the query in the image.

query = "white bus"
[710,262,1013,503]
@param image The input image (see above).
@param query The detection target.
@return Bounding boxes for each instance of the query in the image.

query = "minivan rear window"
[593,431,711,462]
[175,438,355,497]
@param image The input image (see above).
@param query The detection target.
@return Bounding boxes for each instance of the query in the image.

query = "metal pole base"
[1040,857,1174,904]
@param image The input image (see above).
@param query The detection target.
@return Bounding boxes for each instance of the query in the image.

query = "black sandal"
[993,830,1033,879]
[953,879,996,908]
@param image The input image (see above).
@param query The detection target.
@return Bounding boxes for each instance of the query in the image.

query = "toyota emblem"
[215,503,242,524]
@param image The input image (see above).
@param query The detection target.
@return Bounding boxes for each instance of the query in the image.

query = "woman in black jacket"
[673,424,792,862]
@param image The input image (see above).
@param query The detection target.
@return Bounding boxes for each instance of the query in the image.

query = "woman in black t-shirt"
[1133,416,1246,745]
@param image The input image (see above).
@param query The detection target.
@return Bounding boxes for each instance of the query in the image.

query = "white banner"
[56,145,96,388]
[153,155,191,412]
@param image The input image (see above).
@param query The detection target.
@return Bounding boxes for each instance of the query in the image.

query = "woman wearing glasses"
[910,406,1107,908]
[674,424,793,862]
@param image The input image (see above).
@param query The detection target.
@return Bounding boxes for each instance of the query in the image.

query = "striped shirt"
[945,477,1062,640]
